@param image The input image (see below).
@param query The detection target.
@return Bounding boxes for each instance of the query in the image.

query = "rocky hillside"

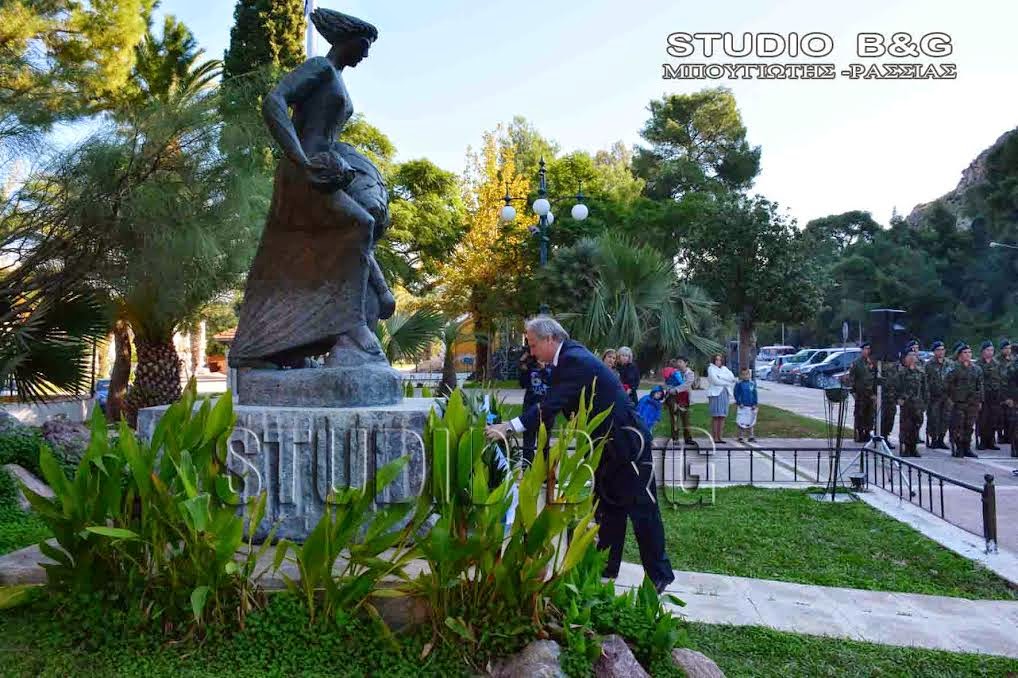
[906,127,1018,229]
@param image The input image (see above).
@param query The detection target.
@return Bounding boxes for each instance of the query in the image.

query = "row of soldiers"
[848,339,1018,458]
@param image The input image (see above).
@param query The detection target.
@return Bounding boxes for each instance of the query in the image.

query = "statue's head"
[311,8,377,68]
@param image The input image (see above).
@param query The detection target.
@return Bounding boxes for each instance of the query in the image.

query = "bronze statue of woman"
[229,8,395,371]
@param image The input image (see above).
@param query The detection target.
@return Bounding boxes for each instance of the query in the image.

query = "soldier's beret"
[980,340,993,351]
[860,341,871,349]
[1001,339,1011,350]
[954,342,969,355]
[931,340,944,350]
[907,338,920,349]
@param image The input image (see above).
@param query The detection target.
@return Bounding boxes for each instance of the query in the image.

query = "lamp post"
[500,157,589,314]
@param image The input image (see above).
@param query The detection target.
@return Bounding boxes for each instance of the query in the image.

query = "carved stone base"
[137,399,434,541]
[235,364,402,408]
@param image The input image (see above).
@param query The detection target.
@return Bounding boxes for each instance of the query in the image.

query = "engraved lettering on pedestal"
[323,424,353,504]
[315,419,334,503]
[285,415,312,506]
[373,424,426,505]
[226,425,264,503]
[342,425,369,506]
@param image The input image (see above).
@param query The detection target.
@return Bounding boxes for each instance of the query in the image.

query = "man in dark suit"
[485,316,674,592]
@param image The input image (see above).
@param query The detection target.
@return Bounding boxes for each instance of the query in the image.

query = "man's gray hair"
[618,346,633,359]
[525,315,570,342]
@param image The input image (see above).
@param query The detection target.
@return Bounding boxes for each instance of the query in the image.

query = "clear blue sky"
[159,0,1017,226]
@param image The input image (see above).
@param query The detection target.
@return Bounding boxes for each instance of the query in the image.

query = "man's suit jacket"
[518,340,653,505]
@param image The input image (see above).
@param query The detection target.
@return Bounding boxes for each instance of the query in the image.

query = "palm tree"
[557,234,721,360]
[121,15,223,111]
[0,285,108,403]
[101,17,250,423]
[439,317,470,396]
[376,308,445,365]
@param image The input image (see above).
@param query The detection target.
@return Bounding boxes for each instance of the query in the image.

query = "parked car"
[95,379,111,413]
[754,345,797,375]
[801,349,861,389]
[777,349,818,383]
[791,348,840,385]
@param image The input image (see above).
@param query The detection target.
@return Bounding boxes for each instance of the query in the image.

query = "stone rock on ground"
[2,464,53,512]
[594,635,650,678]
[490,640,565,678]
[671,648,726,678]
[0,410,26,435]
[40,416,89,464]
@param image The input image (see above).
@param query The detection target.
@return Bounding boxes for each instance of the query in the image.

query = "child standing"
[733,368,758,442]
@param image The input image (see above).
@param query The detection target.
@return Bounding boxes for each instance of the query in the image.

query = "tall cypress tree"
[223,0,307,80]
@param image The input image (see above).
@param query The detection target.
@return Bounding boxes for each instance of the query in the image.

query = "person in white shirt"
[707,353,737,444]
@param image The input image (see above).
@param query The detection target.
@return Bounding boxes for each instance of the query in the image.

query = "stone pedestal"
[235,364,402,408]
[137,398,433,541]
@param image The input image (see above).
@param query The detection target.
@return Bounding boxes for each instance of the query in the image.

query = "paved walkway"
[614,562,1018,658]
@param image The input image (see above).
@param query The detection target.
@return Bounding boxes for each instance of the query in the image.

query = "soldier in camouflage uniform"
[995,339,1013,444]
[848,342,877,442]
[1003,353,1018,458]
[924,341,950,449]
[896,350,928,456]
[878,340,915,449]
[976,340,1002,450]
[945,343,982,458]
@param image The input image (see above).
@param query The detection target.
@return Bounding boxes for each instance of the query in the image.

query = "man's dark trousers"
[595,468,671,584]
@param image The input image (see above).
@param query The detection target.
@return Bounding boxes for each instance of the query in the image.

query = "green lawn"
[0,593,1014,677]
[684,623,1018,678]
[499,402,842,439]
[464,379,521,389]
[624,486,1015,600]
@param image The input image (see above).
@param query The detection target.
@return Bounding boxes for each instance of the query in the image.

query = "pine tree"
[223,0,307,80]
[0,0,154,162]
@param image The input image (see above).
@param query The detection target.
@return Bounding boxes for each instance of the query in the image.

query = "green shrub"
[20,380,272,634]
[406,388,605,668]
[553,546,687,669]
[272,455,419,626]
[0,469,49,555]
[0,428,44,476]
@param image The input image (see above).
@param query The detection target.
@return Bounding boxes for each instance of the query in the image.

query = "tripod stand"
[814,386,858,502]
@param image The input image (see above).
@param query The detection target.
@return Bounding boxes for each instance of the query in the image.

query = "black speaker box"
[867,309,908,362]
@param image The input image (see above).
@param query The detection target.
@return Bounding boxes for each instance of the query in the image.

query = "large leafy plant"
[408,387,607,665]
[21,381,273,632]
[272,455,420,628]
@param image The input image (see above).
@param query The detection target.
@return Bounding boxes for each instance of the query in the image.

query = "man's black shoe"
[964,449,979,458]
[988,445,1001,451]
[654,578,674,595]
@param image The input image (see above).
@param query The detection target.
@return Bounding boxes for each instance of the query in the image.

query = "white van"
[755,345,797,377]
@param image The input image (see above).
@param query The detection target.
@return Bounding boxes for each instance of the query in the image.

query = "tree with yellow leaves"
[440,125,533,377]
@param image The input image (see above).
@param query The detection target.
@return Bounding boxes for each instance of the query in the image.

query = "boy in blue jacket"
[636,385,666,432]
[733,368,758,442]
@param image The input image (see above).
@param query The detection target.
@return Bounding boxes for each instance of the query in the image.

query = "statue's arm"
[261,57,333,168]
